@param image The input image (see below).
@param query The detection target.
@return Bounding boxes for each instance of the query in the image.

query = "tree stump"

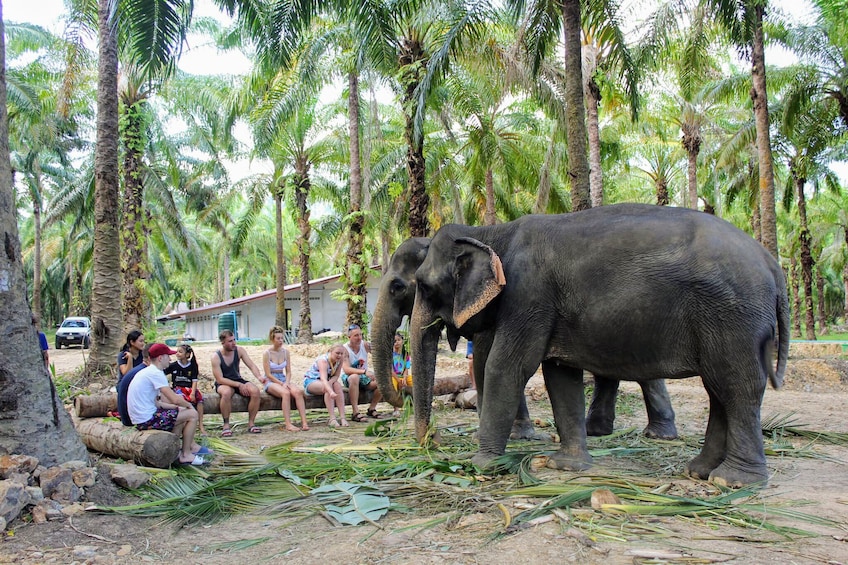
[74,418,180,469]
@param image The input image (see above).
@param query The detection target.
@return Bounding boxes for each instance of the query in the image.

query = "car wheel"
[55,338,62,350]
[83,336,90,349]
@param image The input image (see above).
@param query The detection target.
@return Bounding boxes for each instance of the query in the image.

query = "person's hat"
[148,343,177,358]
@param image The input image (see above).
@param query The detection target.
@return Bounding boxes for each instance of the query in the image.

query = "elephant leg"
[543,361,592,471]
[471,367,523,470]
[686,365,769,488]
[640,379,678,439]
[510,392,550,441]
[586,375,618,436]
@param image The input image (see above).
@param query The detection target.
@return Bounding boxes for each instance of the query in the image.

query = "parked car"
[55,316,91,349]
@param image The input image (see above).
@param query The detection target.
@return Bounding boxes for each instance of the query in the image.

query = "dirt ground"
[2,342,848,564]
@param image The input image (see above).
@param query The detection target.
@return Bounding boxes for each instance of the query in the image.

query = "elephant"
[409,203,789,488]
[370,237,678,442]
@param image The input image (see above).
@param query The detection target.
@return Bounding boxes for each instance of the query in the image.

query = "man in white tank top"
[341,324,383,422]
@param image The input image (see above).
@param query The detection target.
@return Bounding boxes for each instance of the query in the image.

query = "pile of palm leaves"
[100,409,844,543]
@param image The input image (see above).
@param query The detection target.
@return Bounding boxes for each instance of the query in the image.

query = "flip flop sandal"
[350,413,368,423]
[194,446,214,455]
[249,426,262,434]
[221,428,233,438]
[366,409,383,419]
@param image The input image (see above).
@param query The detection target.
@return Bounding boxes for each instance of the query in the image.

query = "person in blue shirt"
[466,340,476,390]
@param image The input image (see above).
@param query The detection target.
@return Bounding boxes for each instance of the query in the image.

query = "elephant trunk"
[410,299,442,444]
[370,291,405,408]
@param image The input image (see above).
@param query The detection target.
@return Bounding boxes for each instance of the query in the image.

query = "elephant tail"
[770,278,790,390]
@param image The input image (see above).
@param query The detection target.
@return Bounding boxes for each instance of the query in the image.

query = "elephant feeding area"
[3,342,848,564]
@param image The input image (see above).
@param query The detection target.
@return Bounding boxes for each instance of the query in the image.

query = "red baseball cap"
[148,343,177,358]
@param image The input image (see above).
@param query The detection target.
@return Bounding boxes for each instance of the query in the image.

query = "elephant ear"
[452,237,506,328]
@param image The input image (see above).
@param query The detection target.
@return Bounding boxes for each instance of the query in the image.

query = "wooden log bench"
[74,374,471,418]
[74,417,182,468]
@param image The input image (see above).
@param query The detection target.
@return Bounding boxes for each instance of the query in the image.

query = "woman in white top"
[262,326,309,431]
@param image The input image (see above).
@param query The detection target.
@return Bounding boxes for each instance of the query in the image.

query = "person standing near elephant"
[211,329,263,436]
[341,324,383,421]
[466,340,476,390]
[304,344,348,427]
[263,325,309,432]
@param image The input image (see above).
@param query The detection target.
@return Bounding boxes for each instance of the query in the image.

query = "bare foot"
[284,424,301,432]
[301,422,311,431]
[340,418,349,427]
[328,419,339,428]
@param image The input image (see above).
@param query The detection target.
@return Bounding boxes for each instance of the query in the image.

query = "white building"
[158,268,383,342]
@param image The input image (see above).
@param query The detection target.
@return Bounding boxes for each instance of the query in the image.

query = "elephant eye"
[389,278,406,294]
[417,280,432,300]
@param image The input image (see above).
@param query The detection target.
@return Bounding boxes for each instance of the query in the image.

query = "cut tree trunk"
[74,417,180,468]
[74,375,472,418]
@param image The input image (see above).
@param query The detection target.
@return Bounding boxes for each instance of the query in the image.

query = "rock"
[0,480,32,523]
[108,463,150,490]
[73,545,98,560]
[25,486,43,503]
[30,504,47,524]
[455,389,478,409]
[5,472,30,486]
[61,502,87,516]
[0,454,39,479]
[35,499,64,521]
[0,516,6,532]
[39,467,78,501]
[590,488,622,510]
[72,467,97,488]
[60,460,90,471]
[117,545,132,556]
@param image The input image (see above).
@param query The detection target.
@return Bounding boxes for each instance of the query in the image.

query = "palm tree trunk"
[90,0,124,373]
[484,168,496,225]
[274,182,287,328]
[584,43,603,208]
[534,138,555,214]
[682,123,701,210]
[32,174,42,319]
[0,9,88,465]
[790,254,801,338]
[794,174,816,340]
[655,177,669,206]
[751,4,778,259]
[345,71,367,327]
[294,168,313,344]
[563,0,590,212]
[843,230,848,321]
[400,38,429,237]
[120,100,148,334]
[815,267,828,335]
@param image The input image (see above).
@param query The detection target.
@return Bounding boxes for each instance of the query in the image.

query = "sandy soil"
[3,343,847,564]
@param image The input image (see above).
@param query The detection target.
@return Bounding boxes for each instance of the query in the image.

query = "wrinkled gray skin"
[371,238,678,443]
[409,204,789,488]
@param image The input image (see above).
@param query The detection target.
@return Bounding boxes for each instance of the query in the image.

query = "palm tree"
[0,3,88,465]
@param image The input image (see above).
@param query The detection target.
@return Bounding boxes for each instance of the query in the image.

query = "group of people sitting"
[115,323,412,466]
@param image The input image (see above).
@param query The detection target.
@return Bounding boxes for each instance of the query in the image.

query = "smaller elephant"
[370,237,677,443]
[410,204,788,488]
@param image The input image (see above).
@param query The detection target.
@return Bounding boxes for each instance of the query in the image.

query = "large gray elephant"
[371,237,678,442]
[409,203,789,488]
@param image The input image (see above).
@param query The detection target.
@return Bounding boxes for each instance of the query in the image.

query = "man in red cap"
[127,343,209,465]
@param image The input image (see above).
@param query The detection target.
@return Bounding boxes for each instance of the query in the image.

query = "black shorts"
[215,378,248,394]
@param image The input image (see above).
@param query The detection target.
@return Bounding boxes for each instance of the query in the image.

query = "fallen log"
[73,374,472,418]
[74,417,180,469]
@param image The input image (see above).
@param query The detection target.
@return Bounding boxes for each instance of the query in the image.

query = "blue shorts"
[303,377,319,395]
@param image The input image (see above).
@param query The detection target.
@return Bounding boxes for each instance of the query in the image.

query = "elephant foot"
[684,453,723,481]
[546,447,593,472]
[708,461,769,489]
[471,450,503,470]
[643,420,678,440]
[585,417,614,437]
[510,419,552,441]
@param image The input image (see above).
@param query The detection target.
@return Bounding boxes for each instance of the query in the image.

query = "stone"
[49,480,81,503]
[108,463,150,490]
[0,517,6,531]
[0,454,39,479]
[25,486,43,503]
[73,545,98,560]
[61,502,86,516]
[35,499,64,521]
[117,545,132,556]
[60,460,89,471]
[39,467,74,499]
[30,504,47,524]
[5,472,30,486]
[72,467,97,488]
[0,480,32,523]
